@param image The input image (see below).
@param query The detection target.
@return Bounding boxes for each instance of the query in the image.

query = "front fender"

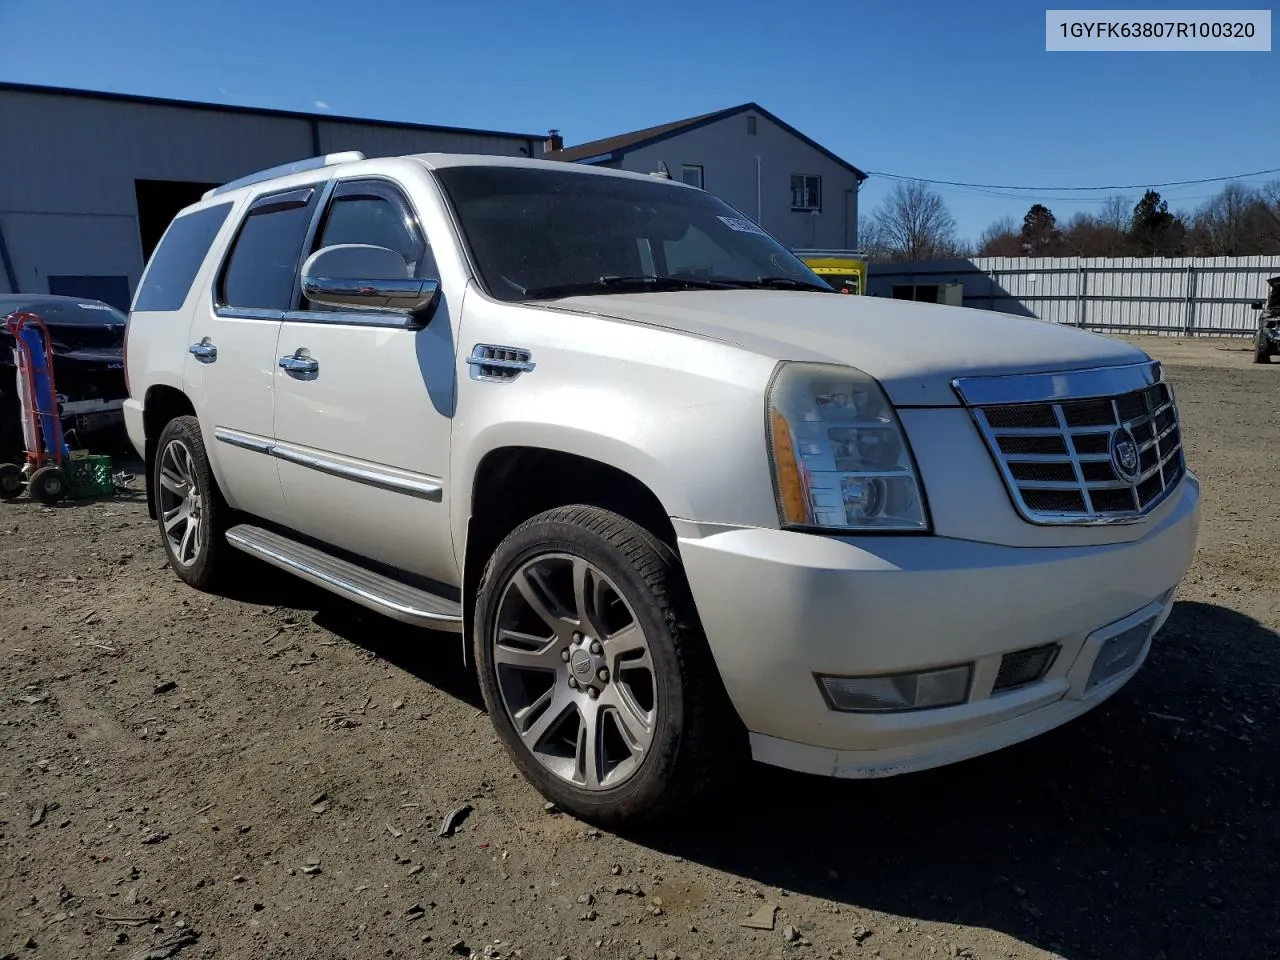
[450,295,785,556]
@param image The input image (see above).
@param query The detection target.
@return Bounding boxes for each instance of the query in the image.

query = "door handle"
[278,350,319,377]
[188,338,217,363]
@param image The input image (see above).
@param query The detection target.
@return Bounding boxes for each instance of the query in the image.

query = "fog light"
[992,643,1059,692]
[1087,618,1155,691]
[818,664,971,713]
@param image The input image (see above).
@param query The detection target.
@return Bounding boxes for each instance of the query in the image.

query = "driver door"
[271,177,458,586]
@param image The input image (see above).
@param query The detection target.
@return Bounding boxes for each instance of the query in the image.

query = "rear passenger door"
[184,185,319,521]
[272,176,458,585]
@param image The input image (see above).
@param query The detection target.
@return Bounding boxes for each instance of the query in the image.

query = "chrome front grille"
[953,361,1185,525]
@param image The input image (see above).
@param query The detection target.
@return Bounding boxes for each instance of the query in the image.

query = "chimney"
[544,128,564,154]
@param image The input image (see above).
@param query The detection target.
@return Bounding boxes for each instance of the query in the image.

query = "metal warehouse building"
[0,83,545,309]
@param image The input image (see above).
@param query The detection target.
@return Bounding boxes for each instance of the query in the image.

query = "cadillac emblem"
[1110,427,1140,483]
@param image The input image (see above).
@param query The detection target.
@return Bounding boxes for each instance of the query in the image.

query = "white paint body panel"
[270,164,461,583]
[184,311,287,520]
[273,314,457,582]
[126,153,1203,782]
[552,289,1148,407]
[677,476,1199,775]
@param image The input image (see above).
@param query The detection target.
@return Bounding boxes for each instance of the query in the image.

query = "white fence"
[867,256,1280,336]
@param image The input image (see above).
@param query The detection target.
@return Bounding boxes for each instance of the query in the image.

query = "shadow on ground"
[220,560,484,710]
[639,601,1280,960]
[207,565,1280,959]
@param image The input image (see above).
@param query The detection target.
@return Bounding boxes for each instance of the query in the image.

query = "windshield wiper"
[521,275,741,299]
[732,276,836,293]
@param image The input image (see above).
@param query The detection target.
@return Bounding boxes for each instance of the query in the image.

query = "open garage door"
[135,179,220,264]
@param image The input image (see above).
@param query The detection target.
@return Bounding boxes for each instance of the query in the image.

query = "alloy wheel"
[157,439,204,567]
[492,553,657,790]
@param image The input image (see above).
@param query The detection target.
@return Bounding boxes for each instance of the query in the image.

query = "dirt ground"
[2,336,1277,960]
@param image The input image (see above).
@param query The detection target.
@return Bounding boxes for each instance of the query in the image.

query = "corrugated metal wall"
[868,256,1280,336]
[317,120,538,162]
[0,88,539,300]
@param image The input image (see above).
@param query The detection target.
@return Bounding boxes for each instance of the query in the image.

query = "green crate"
[67,454,114,499]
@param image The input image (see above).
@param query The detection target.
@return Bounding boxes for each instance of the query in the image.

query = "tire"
[0,462,22,500]
[154,415,231,590]
[1254,329,1272,364]
[474,505,738,826]
[29,465,66,504]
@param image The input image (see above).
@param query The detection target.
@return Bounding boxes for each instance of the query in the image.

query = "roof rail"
[202,151,366,200]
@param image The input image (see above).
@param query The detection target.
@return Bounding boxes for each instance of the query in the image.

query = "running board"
[225,524,463,632]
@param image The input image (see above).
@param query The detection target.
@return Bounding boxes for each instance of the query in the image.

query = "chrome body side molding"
[213,429,442,501]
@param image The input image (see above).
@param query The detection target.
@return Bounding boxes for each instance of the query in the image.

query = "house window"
[681,164,704,189]
[746,115,757,135]
[791,175,821,211]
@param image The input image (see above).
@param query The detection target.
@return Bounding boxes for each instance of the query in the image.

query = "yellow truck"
[796,251,867,295]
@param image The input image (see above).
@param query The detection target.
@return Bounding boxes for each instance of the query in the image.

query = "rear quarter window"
[132,202,232,313]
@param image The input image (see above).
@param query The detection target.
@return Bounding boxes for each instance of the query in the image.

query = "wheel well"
[141,386,196,518]
[462,447,678,659]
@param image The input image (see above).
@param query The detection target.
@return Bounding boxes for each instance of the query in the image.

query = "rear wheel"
[474,505,737,825]
[154,416,231,590]
[0,462,22,500]
[29,465,66,504]
[1254,328,1272,364]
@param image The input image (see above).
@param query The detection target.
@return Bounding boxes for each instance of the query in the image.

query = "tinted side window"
[220,188,317,312]
[315,181,435,274]
[132,203,232,312]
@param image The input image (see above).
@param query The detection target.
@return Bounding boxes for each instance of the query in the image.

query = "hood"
[553,290,1148,406]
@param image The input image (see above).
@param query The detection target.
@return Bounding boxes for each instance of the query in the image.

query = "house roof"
[547,102,867,180]
[0,81,543,143]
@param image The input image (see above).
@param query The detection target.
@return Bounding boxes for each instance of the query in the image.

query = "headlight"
[767,362,928,531]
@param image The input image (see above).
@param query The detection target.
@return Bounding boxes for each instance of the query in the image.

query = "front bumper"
[676,473,1200,778]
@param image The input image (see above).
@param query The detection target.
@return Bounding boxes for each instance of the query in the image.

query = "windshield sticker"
[717,215,767,236]
[77,302,114,310]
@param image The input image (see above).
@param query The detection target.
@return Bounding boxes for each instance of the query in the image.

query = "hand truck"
[1,310,71,503]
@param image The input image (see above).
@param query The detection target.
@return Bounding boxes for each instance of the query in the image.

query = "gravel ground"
[1,336,1277,960]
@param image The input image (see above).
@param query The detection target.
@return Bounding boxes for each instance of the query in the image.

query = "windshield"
[433,166,831,301]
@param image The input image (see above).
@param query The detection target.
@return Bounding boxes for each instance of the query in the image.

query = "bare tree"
[870,181,959,262]
[976,216,1022,257]
[1061,212,1130,257]
[1254,179,1280,249]
[1097,195,1132,234]
[1188,184,1256,255]
[857,217,891,261]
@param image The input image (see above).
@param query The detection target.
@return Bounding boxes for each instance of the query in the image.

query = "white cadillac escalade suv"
[125,152,1200,823]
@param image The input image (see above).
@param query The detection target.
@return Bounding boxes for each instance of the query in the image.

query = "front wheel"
[474,506,737,825]
[154,416,231,590]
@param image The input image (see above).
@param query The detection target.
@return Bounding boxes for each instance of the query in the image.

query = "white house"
[546,103,866,252]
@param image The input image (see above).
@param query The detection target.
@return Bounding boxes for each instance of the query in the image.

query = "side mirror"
[301,244,439,322]
[1250,301,1264,310]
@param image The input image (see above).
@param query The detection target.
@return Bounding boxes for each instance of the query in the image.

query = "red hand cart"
[1,310,70,503]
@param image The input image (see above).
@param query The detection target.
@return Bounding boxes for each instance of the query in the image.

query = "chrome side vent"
[467,344,535,382]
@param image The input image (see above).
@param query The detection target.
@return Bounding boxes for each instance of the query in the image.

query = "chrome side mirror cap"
[301,244,439,322]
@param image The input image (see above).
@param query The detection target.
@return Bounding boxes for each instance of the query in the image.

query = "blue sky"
[2,0,1276,241]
